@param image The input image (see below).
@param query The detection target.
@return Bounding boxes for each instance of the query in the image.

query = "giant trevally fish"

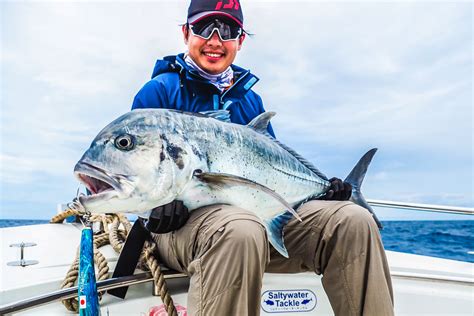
[74,109,380,257]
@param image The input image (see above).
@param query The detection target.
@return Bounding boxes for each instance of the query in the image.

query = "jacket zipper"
[220,70,250,103]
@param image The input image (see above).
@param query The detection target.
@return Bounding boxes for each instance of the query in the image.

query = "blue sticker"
[261,289,317,313]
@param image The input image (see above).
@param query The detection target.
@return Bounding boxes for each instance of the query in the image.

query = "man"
[131,1,394,315]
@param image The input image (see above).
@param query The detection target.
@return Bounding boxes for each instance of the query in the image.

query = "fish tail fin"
[263,211,293,258]
[344,148,383,229]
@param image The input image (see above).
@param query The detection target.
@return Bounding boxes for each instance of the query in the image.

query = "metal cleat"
[7,242,39,267]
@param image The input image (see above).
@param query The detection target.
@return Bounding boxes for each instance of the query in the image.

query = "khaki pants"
[151,200,394,316]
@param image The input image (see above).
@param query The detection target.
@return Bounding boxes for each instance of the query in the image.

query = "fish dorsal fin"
[247,112,276,133]
[193,170,302,222]
[271,139,329,181]
[247,112,328,180]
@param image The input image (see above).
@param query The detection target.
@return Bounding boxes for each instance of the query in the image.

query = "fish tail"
[78,227,101,316]
[344,148,383,229]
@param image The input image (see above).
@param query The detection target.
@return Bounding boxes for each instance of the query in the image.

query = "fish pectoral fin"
[263,211,293,258]
[193,170,302,222]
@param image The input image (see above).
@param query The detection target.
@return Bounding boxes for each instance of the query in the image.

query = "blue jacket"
[131,53,275,137]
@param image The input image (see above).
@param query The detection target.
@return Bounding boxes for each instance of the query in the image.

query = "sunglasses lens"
[191,19,241,40]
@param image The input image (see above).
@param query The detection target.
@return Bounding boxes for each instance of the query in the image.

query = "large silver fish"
[74,109,380,257]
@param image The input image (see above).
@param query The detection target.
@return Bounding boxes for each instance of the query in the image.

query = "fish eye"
[114,134,135,151]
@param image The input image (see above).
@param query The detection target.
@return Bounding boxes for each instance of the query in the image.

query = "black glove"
[144,200,189,234]
[320,177,352,201]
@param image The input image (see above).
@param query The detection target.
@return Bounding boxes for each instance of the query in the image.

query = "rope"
[52,210,178,315]
[144,241,178,316]
[60,256,79,312]
[108,215,126,253]
[50,208,79,224]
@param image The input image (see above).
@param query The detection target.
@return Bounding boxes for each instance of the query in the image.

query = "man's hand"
[320,177,352,201]
[145,200,189,234]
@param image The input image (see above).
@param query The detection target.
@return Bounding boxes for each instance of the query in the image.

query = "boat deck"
[1,223,473,315]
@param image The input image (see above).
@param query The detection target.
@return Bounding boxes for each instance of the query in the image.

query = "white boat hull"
[1,223,472,315]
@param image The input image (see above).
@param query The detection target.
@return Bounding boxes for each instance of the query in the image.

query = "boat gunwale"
[1,269,473,315]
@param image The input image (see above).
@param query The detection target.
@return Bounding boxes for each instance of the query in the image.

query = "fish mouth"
[74,162,123,205]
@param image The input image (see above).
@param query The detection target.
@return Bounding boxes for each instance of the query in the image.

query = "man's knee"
[223,219,268,253]
[315,203,383,273]
[335,203,379,233]
[201,218,269,269]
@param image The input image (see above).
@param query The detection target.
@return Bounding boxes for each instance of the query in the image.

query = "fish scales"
[192,127,324,197]
[177,111,325,212]
[167,111,326,186]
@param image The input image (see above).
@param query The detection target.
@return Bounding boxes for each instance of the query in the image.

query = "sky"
[0,0,472,220]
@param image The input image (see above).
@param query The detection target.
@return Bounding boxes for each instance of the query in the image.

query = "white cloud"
[1,1,472,219]
[249,2,472,155]
[0,153,73,184]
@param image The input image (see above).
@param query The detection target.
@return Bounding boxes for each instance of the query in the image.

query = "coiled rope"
[51,205,178,316]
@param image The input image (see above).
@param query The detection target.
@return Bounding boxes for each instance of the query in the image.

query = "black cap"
[187,0,244,27]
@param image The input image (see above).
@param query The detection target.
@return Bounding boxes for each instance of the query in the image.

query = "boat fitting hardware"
[7,242,39,267]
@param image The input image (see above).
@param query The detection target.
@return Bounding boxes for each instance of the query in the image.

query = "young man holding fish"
[130,1,394,315]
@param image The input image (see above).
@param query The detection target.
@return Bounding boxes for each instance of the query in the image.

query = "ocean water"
[1,219,472,263]
[380,220,473,263]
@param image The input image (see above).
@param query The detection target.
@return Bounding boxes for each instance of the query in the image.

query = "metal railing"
[367,199,473,216]
[0,271,187,315]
